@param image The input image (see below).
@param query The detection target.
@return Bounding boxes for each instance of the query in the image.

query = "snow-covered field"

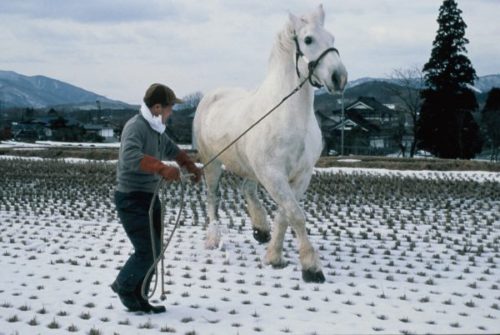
[0,157,499,335]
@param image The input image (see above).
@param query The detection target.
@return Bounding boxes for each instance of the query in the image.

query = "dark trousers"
[113,190,162,294]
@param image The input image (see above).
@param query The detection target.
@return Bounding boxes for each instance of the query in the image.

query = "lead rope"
[142,40,341,301]
[141,176,186,301]
[141,75,311,301]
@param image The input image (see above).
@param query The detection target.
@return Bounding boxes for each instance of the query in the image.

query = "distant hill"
[345,74,500,92]
[474,74,500,93]
[315,74,500,111]
[0,70,134,110]
[315,80,411,112]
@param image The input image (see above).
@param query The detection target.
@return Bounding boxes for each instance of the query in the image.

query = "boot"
[110,282,142,311]
[134,282,166,314]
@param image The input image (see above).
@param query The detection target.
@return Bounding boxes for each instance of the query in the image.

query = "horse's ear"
[288,12,301,30]
[313,4,325,26]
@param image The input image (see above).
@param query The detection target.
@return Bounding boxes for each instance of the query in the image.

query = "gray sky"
[1,0,498,104]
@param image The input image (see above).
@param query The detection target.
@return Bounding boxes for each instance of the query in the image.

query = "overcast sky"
[1,0,499,104]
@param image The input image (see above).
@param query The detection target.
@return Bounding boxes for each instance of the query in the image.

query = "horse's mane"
[268,21,296,68]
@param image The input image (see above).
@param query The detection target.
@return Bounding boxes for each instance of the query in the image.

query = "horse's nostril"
[332,73,341,90]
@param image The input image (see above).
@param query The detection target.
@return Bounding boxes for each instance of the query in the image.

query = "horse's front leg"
[260,173,325,283]
[204,162,223,249]
[284,199,324,283]
[242,179,271,244]
[294,214,325,283]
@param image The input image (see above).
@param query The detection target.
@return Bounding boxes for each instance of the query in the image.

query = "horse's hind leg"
[242,179,270,244]
[203,160,223,249]
[264,208,288,268]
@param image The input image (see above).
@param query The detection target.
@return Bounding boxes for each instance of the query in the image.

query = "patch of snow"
[336,159,362,163]
[0,156,499,335]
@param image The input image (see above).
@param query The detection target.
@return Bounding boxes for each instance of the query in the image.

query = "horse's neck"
[258,29,315,126]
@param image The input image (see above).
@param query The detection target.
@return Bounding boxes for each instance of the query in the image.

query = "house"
[82,123,116,142]
[315,96,406,155]
[346,97,400,128]
[11,120,52,142]
[314,108,340,154]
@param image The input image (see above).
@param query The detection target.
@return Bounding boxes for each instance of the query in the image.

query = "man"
[111,83,202,313]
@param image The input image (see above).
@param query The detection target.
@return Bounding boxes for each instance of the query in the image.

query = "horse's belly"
[284,122,322,166]
[248,122,321,180]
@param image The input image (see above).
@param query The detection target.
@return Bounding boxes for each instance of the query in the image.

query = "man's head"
[144,83,183,108]
[144,83,183,123]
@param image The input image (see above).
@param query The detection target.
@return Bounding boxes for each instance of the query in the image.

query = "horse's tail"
[193,87,249,161]
[193,90,223,160]
[193,92,218,136]
[193,88,238,135]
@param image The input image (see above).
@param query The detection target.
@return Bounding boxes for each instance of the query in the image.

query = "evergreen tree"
[482,88,500,161]
[417,0,482,159]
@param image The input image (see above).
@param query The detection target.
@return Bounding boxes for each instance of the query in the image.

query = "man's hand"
[158,165,181,181]
[175,151,203,183]
[140,154,180,181]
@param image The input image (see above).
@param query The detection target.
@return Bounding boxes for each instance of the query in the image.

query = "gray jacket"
[116,114,180,193]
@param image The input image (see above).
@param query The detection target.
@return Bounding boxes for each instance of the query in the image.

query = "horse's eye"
[304,36,313,45]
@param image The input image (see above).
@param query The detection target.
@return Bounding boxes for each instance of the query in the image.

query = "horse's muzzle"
[331,66,348,92]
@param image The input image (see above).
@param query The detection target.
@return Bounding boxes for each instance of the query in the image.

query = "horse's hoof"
[302,270,326,283]
[271,260,288,269]
[253,228,271,244]
[205,239,220,250]
[205,243,218,250]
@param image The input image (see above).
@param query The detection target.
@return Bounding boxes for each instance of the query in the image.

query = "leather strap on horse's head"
[293,34,340,88]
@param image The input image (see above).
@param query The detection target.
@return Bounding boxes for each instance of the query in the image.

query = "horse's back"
[196,87,246,121]
[194,87,251,159]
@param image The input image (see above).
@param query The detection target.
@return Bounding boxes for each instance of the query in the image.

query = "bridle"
[293,34,340,88]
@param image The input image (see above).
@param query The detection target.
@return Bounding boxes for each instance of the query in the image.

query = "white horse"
[193,5,347,283]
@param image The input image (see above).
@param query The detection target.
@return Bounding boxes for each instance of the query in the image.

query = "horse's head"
[289,5,347,94]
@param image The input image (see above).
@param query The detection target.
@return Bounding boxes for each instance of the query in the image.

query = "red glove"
[175,150,203,183]
[139,155,180,182]
[158,165,181,181]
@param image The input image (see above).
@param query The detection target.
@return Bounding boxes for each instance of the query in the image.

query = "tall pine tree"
[417,0,482,159]
[482,88,500,161]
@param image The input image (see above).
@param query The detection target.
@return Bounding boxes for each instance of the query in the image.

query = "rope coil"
[141,176,187,301]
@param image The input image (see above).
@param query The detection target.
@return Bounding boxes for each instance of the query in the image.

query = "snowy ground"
[0,157,499,335]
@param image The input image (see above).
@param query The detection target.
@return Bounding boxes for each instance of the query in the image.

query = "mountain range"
[344,74,500,93]
[314,74,500,111]
[1,70,499,110]
[0,70,133,110]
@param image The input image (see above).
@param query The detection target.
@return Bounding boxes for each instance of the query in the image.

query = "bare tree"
[388,66,424,157]
[181,91,204,109]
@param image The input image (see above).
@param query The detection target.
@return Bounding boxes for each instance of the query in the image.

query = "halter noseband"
[293,35,339,88]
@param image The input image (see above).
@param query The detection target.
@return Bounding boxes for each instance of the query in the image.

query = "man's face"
[151,103,173,124]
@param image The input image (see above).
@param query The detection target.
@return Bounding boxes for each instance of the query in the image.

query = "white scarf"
[140,102,166,134]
